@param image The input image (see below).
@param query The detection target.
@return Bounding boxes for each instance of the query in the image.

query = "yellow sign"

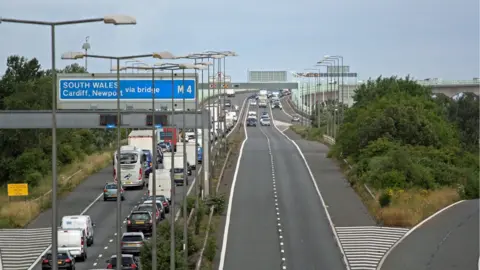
[8,183,29,196]
[223,84,229,89]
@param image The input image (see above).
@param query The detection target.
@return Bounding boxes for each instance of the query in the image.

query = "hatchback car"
[246,118,257,127]
[135,203,164,222]
[41,250,75,270]
[171,168,189,186]
[260,117,271,126]
[120,232,144,255]
[291,115,301,122]
[145,195,170,213]
[126,211,153,236]
[103,182,125,201]
[106,254,140,270]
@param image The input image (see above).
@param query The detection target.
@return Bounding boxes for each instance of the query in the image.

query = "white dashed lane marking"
[336,226,409,270]
[264,130,288,270]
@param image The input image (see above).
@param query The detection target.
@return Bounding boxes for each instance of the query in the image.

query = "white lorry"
[177,143,197,170]
[226,89,235,97]
[148,169,172,201]
[258,95,268,108]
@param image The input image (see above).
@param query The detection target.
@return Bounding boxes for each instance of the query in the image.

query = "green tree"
[0,55,116,187]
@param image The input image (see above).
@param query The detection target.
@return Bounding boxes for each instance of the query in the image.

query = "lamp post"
[183,54,215,235]
[154,62,206,269]
[62,51,175,270]
[305,69,320,127]
[1,15,136,269]
[315,62,333,133]
[112,62,181,270]
[205,51,237,155]
[319,58,337,138]
[323,55,344,138]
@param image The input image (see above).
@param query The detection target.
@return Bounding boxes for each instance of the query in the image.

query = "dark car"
[42,251,75,270]
[171,168,189,186]
[126,211,153,236]
[224,99,232,107]
[145,195,170,213]
[246,118,257,127]
[135,203,161,222]
[106,254,140,270]
[120,232,144,255]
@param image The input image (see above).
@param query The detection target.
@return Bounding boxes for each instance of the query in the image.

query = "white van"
[114,146,146,189]
[61,215,95,246]
[58,229,88,261]
[148,169,172,201]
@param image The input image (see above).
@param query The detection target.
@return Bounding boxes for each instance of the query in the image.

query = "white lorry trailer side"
[148,169,172,201]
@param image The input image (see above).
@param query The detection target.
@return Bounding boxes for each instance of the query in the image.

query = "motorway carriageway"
[219,102,346,269]
[27,93,250,270]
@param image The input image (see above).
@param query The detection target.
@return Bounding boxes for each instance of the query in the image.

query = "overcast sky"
[0,0,478,81]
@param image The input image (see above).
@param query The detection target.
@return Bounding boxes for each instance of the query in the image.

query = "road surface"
[220,104,345,269]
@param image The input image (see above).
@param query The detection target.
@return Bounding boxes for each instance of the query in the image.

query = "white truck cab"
[61,215,95,246]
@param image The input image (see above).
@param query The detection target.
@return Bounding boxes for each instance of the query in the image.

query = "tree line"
[326,76,479,200]
[0,55,116,188]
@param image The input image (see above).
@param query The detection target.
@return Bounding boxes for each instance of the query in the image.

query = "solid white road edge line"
[258,124,288,269]
[281,96,309,121]
[376,199,466,270]
[174,95,249,221]
[28,94,251,270]
[218,103,251,270]
[269,105,350,270]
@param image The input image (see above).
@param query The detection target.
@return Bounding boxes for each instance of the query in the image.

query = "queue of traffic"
[40,98,242,270]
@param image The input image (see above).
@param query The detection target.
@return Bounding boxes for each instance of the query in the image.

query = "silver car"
[260,117,271,126]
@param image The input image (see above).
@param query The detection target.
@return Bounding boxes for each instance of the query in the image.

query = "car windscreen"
[61,219,84,229]
[122,235,143,242]
[119,153,138,164]
[130,213,150,220]
[46,253,69,260]
[105,184,118,189]
[147,195,166,201]
[136,206,153,212]
[172,168,184,173]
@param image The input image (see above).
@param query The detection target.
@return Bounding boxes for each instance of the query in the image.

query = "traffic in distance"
[38,96,242,270]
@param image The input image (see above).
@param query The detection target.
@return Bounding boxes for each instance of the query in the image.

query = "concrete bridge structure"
[289,79,480,109]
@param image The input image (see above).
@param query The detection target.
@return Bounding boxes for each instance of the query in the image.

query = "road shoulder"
[282,128,375,227]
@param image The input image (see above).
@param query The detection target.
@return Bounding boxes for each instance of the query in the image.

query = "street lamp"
[62,51,175,270]
[204,51,238,154]
[315,62,333,133]
[112,62,180,270]
[318,58,338,138]
[180,54,215,233]
[1,15,136,270]
[154,62,206,270]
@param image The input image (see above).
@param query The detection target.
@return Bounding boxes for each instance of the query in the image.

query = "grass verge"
[0,144,122,228]
[288,126,461,228]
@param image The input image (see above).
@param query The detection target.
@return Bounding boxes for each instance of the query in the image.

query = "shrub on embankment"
[327,76,479,226]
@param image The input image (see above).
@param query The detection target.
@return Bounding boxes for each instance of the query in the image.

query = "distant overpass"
[290,79,480,107]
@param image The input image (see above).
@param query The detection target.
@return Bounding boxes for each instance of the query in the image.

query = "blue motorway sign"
[59,78,196,101]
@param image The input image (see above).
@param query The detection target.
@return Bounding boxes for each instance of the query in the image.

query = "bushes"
[331,76,479,201]
[140,220,199,270]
